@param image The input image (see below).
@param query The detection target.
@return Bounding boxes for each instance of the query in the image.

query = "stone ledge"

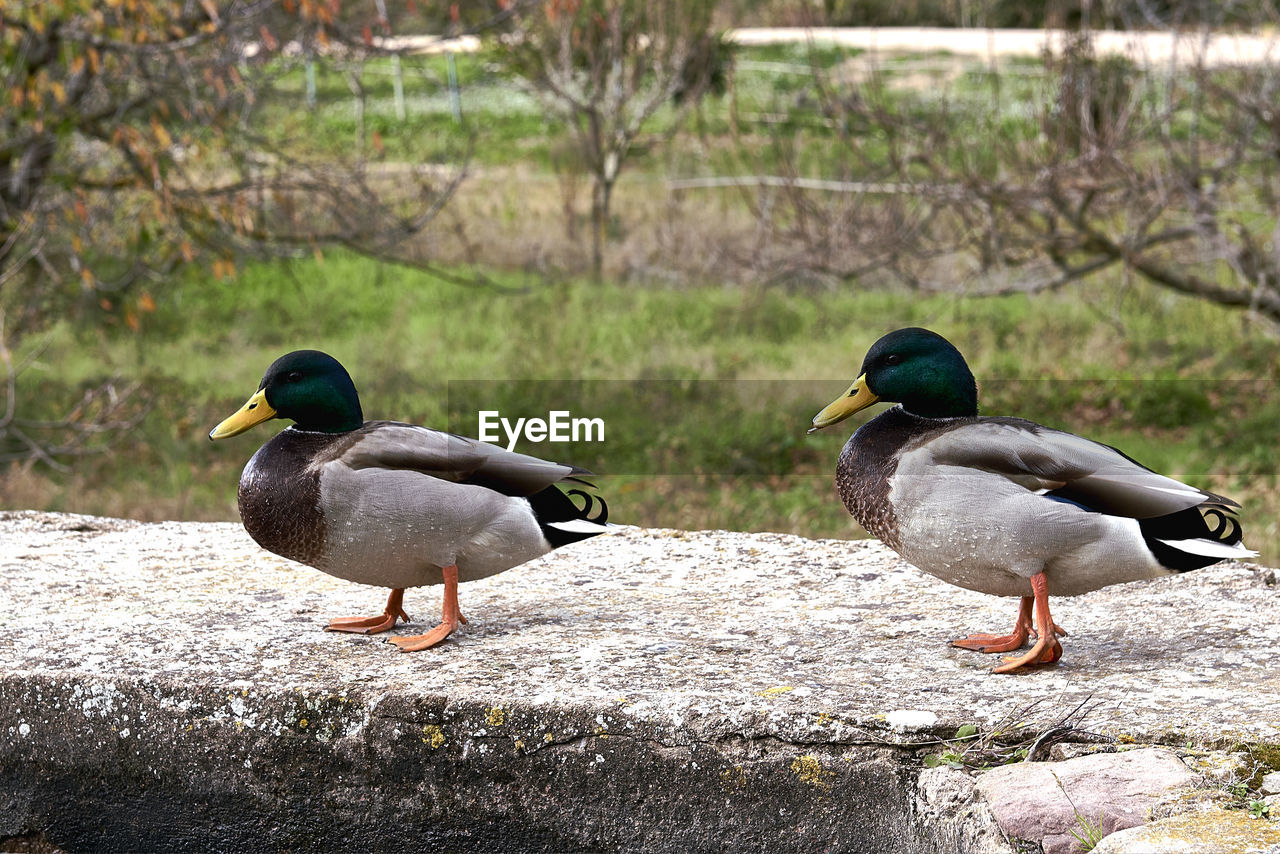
[1092,807,1280,854]
[2,511,1278,852]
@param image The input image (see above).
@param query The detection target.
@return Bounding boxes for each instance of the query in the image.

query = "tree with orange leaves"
[0,0,482,465]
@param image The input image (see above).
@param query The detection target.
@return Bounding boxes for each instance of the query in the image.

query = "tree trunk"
[590,174,615,282]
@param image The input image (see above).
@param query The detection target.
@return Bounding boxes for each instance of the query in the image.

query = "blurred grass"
[3,253,1276,563]
[252,44,870,170]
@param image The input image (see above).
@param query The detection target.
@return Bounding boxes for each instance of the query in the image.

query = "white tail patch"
[1156,537,1258,560]
[546,518,613,534]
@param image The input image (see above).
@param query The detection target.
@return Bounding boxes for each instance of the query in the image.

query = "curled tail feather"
[1141,502,1256,571]
[528,485,611,548]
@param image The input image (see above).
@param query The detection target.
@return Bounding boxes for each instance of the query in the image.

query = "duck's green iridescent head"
[810,327,978,430]
[209,350,364,439]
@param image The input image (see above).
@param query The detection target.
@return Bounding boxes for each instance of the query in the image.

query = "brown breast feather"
[237,427,365,567]
[836,407,966,552]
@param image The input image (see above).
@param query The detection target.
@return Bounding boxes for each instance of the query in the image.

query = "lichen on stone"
[790,755,834,792]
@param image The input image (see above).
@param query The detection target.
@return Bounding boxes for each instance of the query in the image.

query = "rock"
[1148,786,1235,821]
[888,709,939,733]
[975,748,1197,854]
[918,766,980,815]
[915,767,1008,854]
[1050,743,1116,762]
[1182,751,1251,787]
[1262,772,1280,796]
[1,511,1277,852]
[1091,807,1280,853]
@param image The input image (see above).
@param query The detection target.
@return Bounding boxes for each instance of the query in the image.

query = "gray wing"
[335,421,590,497]
[916,417,1228,519]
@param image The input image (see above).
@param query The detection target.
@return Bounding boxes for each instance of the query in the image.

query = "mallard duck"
[809,327,1255,673]
[209,350,609,651]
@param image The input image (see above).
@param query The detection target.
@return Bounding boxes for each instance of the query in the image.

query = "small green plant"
[1068,810,1106,852]
[923,750,966,769]
[923,723,979,768]
[919,698,1108,772]
[1223,770,1273,819]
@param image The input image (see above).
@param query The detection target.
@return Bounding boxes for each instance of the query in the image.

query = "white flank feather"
[1156,537,1258,560]
[546,518,613,534]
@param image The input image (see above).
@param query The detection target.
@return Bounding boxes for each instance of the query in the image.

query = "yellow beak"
[808,374,880,433]
[209,389,276,440]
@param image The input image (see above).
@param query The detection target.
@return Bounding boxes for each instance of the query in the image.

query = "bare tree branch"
[503,0,723,279]
[748,12,1280,325]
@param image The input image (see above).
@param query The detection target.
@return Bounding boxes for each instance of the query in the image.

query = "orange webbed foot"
[951,596,1033,653]
[951,631,1029,653]
[992,635,1063,673]
[387,565,466,653]
[388,616,462,652]
[325,588,409,635]
[990,573,1064,674]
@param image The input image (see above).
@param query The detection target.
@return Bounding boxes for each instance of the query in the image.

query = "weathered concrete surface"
[1,511,1278,852]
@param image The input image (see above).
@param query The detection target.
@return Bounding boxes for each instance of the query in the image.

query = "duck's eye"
[286,371,303,383]
[885,354,902,365]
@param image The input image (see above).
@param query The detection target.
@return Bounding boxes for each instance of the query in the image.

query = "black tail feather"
[565,489,608,524]
[528,485,609,548]
[1139,502,1245,572]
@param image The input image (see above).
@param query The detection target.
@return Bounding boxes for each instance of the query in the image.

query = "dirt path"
[729,27,1279,68]
[386,27,1279,69]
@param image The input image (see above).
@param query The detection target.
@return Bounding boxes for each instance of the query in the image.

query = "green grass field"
[5,253,1277,562]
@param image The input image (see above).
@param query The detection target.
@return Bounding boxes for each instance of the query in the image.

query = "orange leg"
[992,572,1064,674]
[325,587,409,634]
[951,596,1034,653]
[389,565,468,652]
